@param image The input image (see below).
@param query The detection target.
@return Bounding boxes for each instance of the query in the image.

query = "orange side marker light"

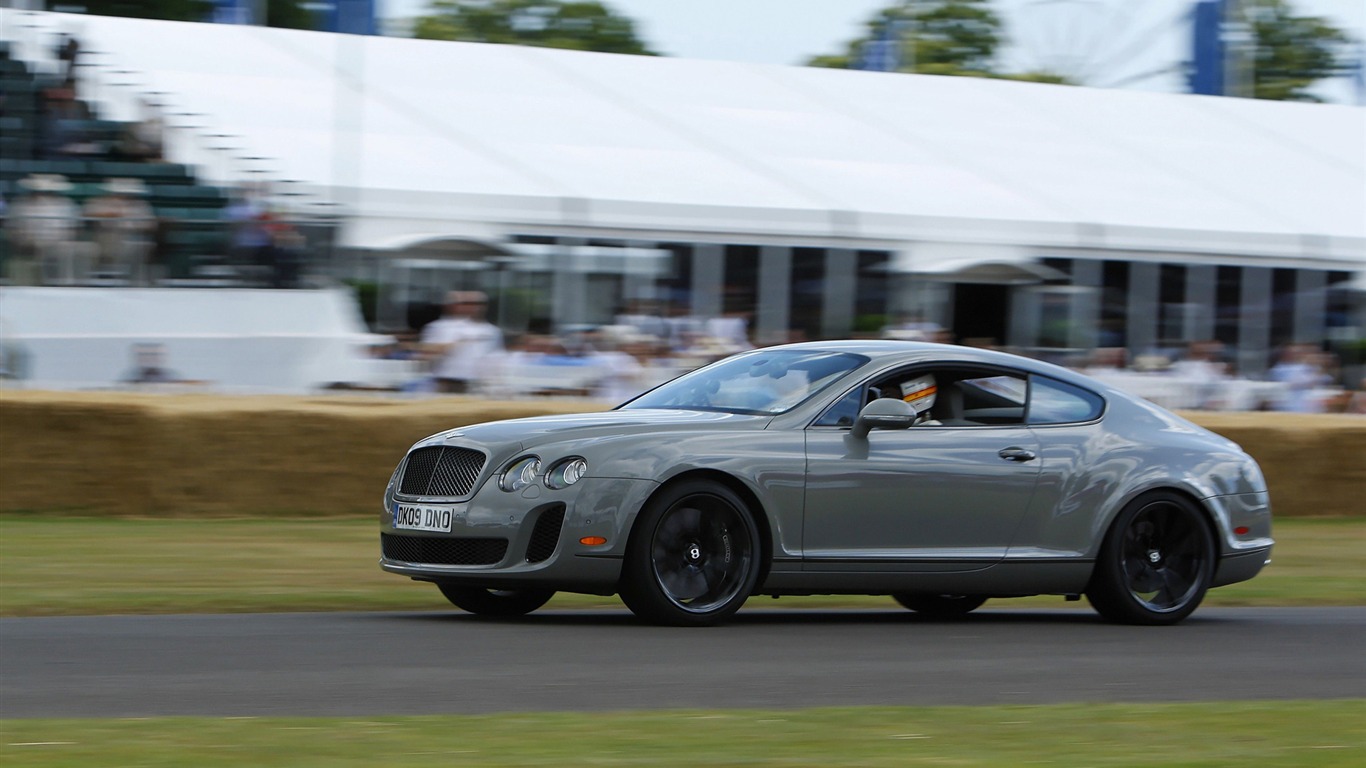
[579,536,608,546]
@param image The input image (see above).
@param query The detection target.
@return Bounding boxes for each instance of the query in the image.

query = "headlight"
[499,456,541,492]
[545,457,588,490]
[383,457,404,508]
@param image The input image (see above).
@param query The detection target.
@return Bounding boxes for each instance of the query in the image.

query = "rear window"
[1028,376,1104,424]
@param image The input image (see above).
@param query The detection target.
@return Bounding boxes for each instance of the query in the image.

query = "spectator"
[705,311,753,353]
[882,312,944,342]
[1169,340,1229,409]
[587,326,646,403]
[55,32,80,89]
[222,187,270,276]
[1268,344,1332,413]
[84,178,156,284]
[1348,379,1366,415]
[1083,347,1129,376]
[38,84,94,159]
[614,299,668,342]
[0,319,31,383]
[421,291,503,394]
[113,98,164,162]
[6,174,84,285]
[263,221,305,289]
[121,342,181,384]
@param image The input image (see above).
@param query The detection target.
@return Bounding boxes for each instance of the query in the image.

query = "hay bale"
[1,391,1361,517]
[1185,412,1366,519]
[0,391,601,516]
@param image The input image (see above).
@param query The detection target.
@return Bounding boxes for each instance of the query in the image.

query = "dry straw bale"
[1,391,1361,517]
[0,391,599,516]
[1190,412,1365,518]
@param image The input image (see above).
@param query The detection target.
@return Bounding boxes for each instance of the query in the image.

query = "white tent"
[4,8,1362,270]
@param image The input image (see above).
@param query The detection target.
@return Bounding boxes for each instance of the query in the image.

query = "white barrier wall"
[0,286,389,392]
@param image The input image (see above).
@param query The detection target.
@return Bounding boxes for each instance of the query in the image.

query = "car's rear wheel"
[437,584,555,616]
[892,593,988,618]
[1086,491,1215,625]
[619,479,761,626]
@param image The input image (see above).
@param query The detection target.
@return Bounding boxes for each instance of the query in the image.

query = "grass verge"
[2,701,1363,767]
[1,516,1362,617]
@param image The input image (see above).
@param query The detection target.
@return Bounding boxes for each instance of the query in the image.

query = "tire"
[437,584,555,616]
[1086,491,1216,626]
[892,593,988,618]
[618,479,762,627]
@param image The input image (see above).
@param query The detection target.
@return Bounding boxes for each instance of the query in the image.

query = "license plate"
[392,503,454,533]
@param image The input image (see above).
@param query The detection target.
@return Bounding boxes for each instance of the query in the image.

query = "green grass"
[2,701,1362,767]
[0,515,1362,617]
[2,520,1361,766]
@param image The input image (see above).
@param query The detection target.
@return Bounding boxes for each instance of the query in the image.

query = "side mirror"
[851,398,917,440]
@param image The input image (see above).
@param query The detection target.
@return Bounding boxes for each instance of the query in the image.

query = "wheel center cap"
[686,543,703,562]
[1147,550,1162,564]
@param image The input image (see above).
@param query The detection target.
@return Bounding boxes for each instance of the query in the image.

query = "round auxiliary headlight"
[499,456,541,492]
[545,458,588,490]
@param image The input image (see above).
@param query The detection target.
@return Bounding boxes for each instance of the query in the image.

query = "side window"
[1028,376,1104,425]
[953,374,1027,425]
[814,367,1031,428]
[813,386,863,427]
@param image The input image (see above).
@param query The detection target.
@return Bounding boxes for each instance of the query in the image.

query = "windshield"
[622,350,868,415]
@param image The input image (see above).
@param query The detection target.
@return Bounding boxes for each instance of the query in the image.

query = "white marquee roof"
[6,9,1364,268]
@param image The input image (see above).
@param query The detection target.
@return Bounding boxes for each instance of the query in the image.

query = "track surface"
[3,607,1363,718]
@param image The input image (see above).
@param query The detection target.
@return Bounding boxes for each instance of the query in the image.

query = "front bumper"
[380,475,659,594]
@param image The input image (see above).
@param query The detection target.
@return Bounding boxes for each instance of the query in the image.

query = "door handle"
[998,446,1037,462]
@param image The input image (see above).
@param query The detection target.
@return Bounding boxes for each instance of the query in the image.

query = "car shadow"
[372,606,1128,627]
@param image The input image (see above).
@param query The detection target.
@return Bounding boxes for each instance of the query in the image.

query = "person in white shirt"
[8,174,84,285]
[421,290,503,394]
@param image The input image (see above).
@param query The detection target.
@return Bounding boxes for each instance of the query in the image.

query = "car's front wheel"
[437,584,555,616]
[892,593,988,618]
[619,479,761,626]
[1086,491,1215,625]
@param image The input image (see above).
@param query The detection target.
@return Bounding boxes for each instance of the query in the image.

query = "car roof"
[764,337,1070,374]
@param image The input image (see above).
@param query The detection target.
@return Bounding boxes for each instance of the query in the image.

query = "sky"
[381,1,1366,104]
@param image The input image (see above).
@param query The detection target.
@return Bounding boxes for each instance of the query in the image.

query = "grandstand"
[0,39,237,280]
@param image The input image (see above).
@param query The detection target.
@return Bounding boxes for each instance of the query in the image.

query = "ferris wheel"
[1001,0,1196,90]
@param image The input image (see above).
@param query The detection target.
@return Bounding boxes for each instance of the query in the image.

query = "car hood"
[427,408,773,451]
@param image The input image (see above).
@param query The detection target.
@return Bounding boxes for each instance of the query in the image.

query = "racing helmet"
[899,374,937,415]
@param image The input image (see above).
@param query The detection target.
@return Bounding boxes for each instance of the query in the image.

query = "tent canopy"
[6,9,1363,265]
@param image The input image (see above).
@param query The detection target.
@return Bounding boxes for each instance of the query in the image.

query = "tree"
[414,0,657,56]
[807,0,1005,77]
[1245,0,1354,101]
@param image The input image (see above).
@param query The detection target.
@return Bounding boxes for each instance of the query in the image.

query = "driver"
[900,374,939,425]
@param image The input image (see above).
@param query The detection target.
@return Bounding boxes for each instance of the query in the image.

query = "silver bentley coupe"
[381,341,1272,626]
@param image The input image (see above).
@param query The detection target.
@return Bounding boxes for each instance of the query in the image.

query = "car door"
[802,367,1043,572]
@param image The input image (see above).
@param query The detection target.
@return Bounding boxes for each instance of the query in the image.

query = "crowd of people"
[3,172,159,285]
[370,292,1364,413]
[1082,339,1357,414]
[1,174,308,287]
[376,291,755,402]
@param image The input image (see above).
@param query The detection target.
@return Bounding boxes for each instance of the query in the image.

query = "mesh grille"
[525,505,566,563]
[398,446,485,498]
[382,533,508,566]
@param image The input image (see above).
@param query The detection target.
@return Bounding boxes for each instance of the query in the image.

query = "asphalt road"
[3,606,1363,718]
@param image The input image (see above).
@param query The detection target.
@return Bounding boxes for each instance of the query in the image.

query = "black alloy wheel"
[1087,491,1215,625]
[619,480,761,626]
[437,584,555,616]
[892,593,988,618]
